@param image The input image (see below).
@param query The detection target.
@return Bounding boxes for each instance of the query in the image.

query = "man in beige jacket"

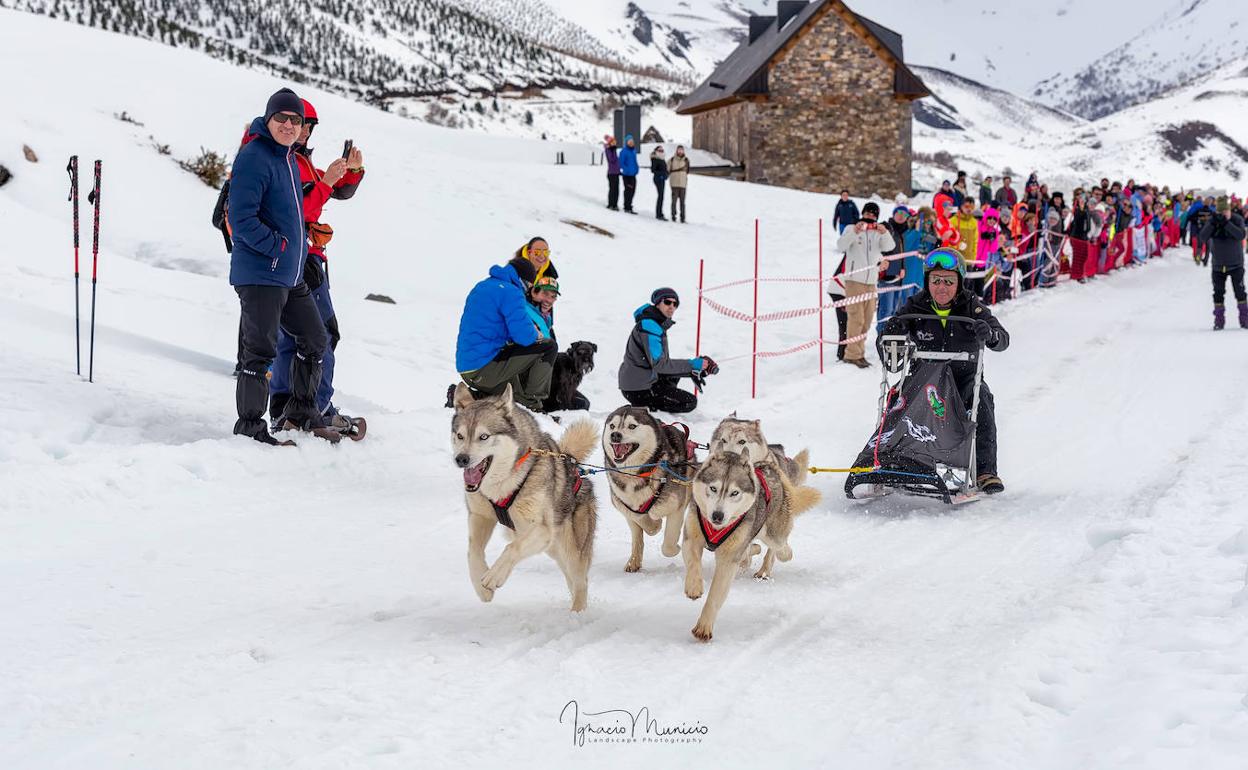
[668,145,690,223]
[835,201,894,368]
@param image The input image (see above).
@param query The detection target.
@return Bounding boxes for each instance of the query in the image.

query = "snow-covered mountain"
[1033,0,1248,119]
[911,57,1248,192]
[0,0,692,142]
[1033,0,1248,118]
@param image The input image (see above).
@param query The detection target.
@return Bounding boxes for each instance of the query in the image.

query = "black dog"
[544,340,596,412]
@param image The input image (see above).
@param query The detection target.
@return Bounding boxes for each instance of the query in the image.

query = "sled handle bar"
[891,313,987,327]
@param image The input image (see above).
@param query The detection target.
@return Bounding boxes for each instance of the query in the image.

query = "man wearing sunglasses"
[881,248,1010,494]
[619,288,717,414]
[228,88,335,445]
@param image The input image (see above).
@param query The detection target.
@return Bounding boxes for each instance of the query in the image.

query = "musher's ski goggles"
[924,249,962,273]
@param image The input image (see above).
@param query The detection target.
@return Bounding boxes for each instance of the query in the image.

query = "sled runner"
[845,315,987,505]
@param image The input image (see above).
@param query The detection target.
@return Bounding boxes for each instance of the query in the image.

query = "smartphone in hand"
[342,139,354,160]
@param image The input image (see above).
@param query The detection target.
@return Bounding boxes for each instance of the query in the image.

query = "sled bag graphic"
[853,359,974,473]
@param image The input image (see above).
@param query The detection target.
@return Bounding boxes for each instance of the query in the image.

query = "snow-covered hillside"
[912,56,1248,192]
[1034,0,1248,119]
[4,12,1248,769]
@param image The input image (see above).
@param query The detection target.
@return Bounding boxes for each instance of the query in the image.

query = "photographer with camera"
[268,98,368,439]
[618,288,717,414]
[1199,197,1247,330]
[836,201,895,368]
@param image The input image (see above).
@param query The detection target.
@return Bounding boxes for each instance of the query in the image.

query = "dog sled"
[844,315,987,505]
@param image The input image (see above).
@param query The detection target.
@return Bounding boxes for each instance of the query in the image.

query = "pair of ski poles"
[66,156,101,382]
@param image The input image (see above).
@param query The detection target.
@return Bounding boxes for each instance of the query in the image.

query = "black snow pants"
[234,283,328,438]
[622,375,697,414]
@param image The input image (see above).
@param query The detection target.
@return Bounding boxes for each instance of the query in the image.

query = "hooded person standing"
[834,191,860,233]
[618,288,717,414]
[619,135,640,214]
[604,135,621,211]
[1200,197,1248,329]
[836,201,894,368]
[650,145,669,220]
[668,145,690,223]
[227,88,335,446]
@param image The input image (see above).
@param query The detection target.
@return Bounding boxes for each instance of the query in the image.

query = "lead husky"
[710,416,809,486]
[602,406,696,572]
[683,451,820,641]
[451,383,598,611]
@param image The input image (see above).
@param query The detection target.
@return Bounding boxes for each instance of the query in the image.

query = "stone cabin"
[677,0,929,197]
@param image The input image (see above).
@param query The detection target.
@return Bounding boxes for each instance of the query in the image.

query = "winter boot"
[977,473,1005,495]
[1214,304,1226,330]
[326,407,367,441]
[1239,302,1248,329]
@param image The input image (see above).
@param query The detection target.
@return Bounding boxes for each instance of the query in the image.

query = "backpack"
[211,178,233,253]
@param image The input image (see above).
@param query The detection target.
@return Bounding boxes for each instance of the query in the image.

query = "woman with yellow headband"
[516,236,557,283]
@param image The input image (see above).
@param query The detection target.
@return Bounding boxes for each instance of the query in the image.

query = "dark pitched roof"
[677,0,929,115]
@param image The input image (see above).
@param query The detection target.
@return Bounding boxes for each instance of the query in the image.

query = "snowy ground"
[3,12,1248,770]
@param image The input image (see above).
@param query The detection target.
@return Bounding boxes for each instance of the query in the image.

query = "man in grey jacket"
[618,288,717,413]
[1200,198,1247,329]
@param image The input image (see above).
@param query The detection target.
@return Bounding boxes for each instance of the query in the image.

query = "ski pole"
[67,156,80,375]
[87,160,101,383]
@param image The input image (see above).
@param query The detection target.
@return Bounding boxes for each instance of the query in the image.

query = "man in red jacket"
[269,99,369,438]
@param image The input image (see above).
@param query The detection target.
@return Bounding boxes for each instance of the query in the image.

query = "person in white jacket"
[835,201,894,367]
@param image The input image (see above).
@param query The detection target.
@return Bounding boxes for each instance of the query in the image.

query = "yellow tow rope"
[809,466,877,475]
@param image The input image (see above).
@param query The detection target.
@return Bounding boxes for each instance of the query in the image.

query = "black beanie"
[264,88,304,123]
[861,202,880,219]
[651,287,680,306]
[508,256,537,285]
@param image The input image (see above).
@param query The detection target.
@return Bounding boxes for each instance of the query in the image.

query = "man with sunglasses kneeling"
[881,248,1010,494]
[618,288,717,414]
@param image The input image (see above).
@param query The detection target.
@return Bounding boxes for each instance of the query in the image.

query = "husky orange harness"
[488,450,584,531]
[698,468,772,552]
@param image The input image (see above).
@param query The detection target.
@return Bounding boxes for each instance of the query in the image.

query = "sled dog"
[710,416,809,486]
[683,452,820,641]
[602,406,697,572]
[451,383,597,611]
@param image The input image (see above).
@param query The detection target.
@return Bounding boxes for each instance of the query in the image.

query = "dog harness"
[698,468,773,552]
[488,450,584,531]
[610,422,699,516]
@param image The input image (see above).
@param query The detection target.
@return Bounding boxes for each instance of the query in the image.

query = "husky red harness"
[611,422,698,516]
[488,450,585,531]
[698,468,772,551]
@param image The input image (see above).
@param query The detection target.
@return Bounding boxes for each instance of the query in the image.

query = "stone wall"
[746,7,914,197]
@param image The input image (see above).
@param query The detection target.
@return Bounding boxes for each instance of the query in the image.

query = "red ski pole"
[88,160,101,383]
[67,156,80,375]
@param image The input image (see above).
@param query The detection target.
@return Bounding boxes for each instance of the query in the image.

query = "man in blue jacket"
[228,88,332,445]
[455,257,557,411]
[619,135,639,214]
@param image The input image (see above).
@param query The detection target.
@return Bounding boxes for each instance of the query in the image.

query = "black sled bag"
[852,359,974,474]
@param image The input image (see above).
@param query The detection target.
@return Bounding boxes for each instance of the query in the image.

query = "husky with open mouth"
[601,406,698,573]
[683,451,821,641]
[451,383,598,611]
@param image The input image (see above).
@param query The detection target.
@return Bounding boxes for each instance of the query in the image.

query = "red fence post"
[752,218,759,400]
[818,218,824,376]
[695,258,704,396]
